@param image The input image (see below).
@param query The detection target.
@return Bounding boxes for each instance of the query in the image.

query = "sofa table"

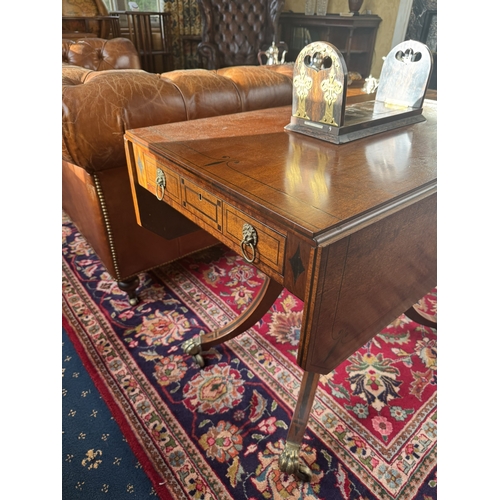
[124,102,437,481]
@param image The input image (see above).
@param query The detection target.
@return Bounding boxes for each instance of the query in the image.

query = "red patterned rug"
[62,212,437,499]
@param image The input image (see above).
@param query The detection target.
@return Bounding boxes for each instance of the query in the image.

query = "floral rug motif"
[62,212,437,499]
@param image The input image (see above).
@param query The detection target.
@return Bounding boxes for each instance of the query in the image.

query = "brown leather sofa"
[62,37,294,304]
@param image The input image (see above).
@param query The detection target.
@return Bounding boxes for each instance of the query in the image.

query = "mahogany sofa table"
[124,102,437,481]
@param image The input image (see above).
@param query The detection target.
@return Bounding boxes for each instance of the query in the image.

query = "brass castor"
[278,442,313,482]
[182,337,205,368]
[117,276,140,306]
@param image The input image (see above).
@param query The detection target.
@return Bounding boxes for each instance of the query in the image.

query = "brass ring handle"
[240,223,257,263]
[155,168,166,201]
[240,240,256,263]
[156,184,165,200]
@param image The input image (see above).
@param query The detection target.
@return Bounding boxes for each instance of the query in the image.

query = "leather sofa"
[62,38,294,304]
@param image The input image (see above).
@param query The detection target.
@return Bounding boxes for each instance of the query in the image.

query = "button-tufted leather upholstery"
[62,40,293,303]
[62,38,141,71]
[197,0,285,69]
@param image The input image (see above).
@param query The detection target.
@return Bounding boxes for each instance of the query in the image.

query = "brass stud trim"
[93,174,121,281]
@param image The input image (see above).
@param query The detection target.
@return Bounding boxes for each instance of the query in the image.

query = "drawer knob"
[155,168,166,200]
[240,223,257,263]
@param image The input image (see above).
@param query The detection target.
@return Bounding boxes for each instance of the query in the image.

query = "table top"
[126,101,436,242]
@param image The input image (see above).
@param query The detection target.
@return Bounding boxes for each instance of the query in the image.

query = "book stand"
[285,40,433,144]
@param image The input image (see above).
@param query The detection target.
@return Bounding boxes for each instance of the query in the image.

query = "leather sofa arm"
[62,69,187,172]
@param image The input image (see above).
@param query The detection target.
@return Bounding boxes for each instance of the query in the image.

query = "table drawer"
[223,204,285,274]
[181,178,223,232]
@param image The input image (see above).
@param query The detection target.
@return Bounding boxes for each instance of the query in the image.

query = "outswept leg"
[404,304,437,329]
[182,276,283,367]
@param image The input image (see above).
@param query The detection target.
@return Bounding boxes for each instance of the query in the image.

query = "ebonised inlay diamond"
[289,246,305,283]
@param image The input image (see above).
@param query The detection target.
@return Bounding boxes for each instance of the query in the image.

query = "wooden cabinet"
[278,13,381,78]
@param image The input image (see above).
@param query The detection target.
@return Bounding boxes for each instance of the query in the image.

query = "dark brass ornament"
[240,223,257,263]
[155,168,166,200]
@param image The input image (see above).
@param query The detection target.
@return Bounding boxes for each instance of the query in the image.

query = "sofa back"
[62,65,293,174]
[62,38,141,71]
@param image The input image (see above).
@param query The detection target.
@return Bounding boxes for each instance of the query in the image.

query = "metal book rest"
[285,40,433,144]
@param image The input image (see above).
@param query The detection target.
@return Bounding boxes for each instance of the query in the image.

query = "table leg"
[404,304,437,329]
[279,370,320,481]
[182,276,283,367]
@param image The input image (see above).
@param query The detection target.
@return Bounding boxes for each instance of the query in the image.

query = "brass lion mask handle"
[240,223,257,263]
[155,168,166,200]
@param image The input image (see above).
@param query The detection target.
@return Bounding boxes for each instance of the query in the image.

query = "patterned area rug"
[62,212,437,499]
